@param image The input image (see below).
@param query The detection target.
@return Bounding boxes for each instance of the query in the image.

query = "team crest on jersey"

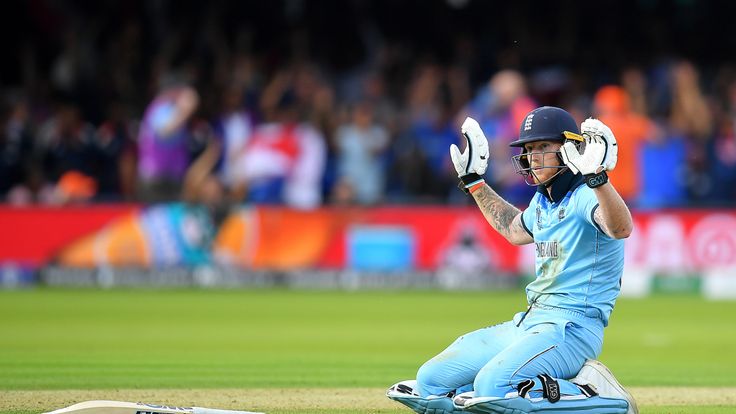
[558,207,566,221]
[524,113,534,131]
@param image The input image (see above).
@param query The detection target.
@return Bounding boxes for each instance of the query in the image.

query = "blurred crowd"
[3,0,736,209]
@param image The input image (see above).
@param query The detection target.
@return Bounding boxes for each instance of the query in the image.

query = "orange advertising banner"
[2,205,735,275]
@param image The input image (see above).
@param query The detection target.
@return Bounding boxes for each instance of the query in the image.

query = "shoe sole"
[585,360,639,414]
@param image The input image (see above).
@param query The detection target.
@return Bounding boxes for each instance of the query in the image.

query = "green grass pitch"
[1,288,735,413]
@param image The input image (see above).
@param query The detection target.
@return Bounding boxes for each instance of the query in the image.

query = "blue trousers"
[416,305,604,398]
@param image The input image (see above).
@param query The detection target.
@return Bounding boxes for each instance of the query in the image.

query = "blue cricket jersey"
[520,179,624,326]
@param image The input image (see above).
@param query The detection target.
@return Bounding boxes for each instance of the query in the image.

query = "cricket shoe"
[387,380,464,414]
[571,360,639,414]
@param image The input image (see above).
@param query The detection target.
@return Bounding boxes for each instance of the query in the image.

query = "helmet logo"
[523,114,534,131]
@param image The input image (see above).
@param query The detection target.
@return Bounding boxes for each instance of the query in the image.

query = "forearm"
[472,184,531,245]
[182,142,219,202]
[161,89,199,136]
[593,182,633,239]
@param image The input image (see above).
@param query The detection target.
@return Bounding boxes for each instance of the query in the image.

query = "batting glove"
[450,117,489,193]
[560,118,618,188]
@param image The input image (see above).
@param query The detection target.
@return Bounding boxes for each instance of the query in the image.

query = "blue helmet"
[510,106,581,147]
[510,106,584,186]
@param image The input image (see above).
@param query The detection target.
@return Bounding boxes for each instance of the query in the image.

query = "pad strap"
[575,383,599,398]
[516,379,535,398]
[537,374,561,403]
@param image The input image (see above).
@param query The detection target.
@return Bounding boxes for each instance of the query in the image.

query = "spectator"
[4,1,736,207]
[592,85,654,204]
[670,61,713,141]
[181,133,230,226]
[211,83,255,202]
[332,101,389,205]
[701,72,736,204]
[637,123,689,208]
[229,72,326,209]
[668,61,715,203]
[94,102,137,200]
[136,85,200,203]
[389,63,453,202]
[0,94,36,204]
[460,69,537,205]
[621,67,649,117]
[36,100,99,204]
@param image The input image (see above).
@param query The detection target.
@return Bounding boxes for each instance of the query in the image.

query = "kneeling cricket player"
[388,106,638,414]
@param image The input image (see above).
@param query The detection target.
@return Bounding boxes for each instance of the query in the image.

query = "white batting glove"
[560,118,617,188]
[583,118,618,172]
[561,118,618,175]
[450,117,489,181]
[450,117,490,194]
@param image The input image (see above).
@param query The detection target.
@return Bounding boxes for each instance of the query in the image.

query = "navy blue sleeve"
[521,196,537,237]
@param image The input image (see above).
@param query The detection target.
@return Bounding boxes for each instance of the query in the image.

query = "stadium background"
[1,1,736,413]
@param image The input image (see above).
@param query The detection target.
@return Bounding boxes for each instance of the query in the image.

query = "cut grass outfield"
[0,289,734,413]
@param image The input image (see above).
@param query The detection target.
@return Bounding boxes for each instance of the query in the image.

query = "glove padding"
[450,117,489,178]
[560,118,618,175]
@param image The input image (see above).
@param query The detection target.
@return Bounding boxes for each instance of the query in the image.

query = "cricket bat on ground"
[43,400,264,414]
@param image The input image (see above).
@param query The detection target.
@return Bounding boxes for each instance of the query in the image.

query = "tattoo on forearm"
[474,185,521,239]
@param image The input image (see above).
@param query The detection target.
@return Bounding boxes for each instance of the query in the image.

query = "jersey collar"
[537,168,584,203]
